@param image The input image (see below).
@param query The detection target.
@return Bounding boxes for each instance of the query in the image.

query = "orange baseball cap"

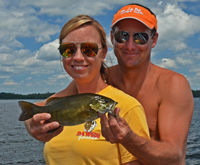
[111,4,157,31]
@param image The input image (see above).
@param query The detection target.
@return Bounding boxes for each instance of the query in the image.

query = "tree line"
[0,90,200,99]
[0,92,55,99]
[192,90,200,98]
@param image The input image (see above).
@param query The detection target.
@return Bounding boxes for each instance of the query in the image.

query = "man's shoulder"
[108,64,187,83]
[152,64,191,94]
[107,65,118,72]
[153,64,187,84]
[106,65,118,84]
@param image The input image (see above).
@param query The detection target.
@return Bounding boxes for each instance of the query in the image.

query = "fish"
[18,93,118,126]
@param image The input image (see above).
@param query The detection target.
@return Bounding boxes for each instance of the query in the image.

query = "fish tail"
[18,101,35,121]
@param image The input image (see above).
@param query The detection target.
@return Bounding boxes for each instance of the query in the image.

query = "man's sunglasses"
[114,31,155,45]
[58,42,102,58]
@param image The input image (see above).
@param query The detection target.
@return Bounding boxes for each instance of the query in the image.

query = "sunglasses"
[58,42,102,58]
[114,31,155,45]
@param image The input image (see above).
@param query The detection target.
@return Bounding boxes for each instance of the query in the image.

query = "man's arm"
[100,74,193,165]
[155,74,194,164]
[24,80,77,142]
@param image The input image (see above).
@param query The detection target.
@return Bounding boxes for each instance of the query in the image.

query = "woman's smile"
[72,65,88,71]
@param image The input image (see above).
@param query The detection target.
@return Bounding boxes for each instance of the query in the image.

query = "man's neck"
[120,62,152,85]
[109,62,152,98]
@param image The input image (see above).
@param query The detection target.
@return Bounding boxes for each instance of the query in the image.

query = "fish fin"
[45,97,61,106]
[18,101,35,121]
[84,121,93,131]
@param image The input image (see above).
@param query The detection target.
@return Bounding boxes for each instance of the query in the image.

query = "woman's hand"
[25,113,63,142]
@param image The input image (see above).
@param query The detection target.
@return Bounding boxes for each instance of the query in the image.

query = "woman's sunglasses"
[58,42,102,58]
[114,31,155,45]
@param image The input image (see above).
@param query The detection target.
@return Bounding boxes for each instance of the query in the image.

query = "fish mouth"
[112,102,118,110]
[107,101,118,116]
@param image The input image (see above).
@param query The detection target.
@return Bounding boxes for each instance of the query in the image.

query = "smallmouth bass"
[18,93,117,126]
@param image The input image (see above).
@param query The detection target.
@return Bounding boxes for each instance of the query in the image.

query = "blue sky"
[0,0,200,94]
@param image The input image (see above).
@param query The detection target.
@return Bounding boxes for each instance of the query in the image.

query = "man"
[25,3,193,165]
[99,3,193,165]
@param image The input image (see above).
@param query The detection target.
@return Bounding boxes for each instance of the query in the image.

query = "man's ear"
[152,32,158,48]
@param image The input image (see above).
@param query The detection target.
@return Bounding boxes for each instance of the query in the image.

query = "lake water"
[0,99,199,165]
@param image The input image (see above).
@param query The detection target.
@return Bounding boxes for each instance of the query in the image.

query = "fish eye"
[105,99,109,103]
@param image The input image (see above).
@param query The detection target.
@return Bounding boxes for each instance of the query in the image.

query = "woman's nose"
[73,46,85,61]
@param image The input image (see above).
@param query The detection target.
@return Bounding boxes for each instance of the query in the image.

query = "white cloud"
[20,0,113,17]
[44,74,72,86]
[57,75,68,79]
[175,51,200,67]
[106,34,113,49]
[158,58,177,68]
[106,49,118,67]
[0,45,13,54]
[3,81,19,86]
[0,65,15,74]
[156,3,200,52]
[158,1,163,6]
[188,71,200,89]
[35,35,51,43]
[176,57,193,65]
[195,72,200,76]
[189,68,200,73]
[194,52,200,60]
[0,42,61,77]
[0,2,60,48]
[36,39,60,61]
[26,77,32,80]
[0,76,10,79]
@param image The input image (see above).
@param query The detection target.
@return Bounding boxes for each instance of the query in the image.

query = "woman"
[25,15,150,165]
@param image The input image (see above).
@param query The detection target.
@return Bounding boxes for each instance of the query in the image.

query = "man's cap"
[111,4,157,31]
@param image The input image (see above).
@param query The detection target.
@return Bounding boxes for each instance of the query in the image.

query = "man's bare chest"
[137,92,160,140]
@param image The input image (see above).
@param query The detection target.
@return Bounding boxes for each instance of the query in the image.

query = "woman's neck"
[76,78,108,94]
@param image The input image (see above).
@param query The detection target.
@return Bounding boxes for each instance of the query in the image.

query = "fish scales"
[18,93,117,126]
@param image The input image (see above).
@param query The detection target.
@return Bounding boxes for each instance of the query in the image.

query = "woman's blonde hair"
[59,15,106,47]
[59,15,108,81]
